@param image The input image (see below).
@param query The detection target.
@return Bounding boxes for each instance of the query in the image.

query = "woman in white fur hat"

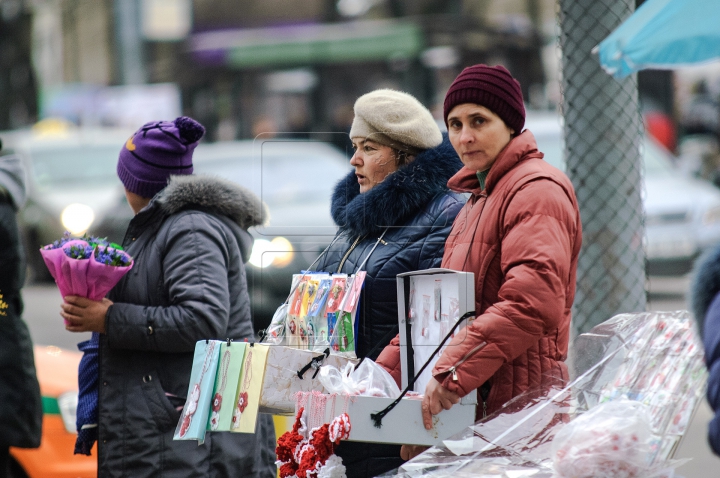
[314,88,465,478]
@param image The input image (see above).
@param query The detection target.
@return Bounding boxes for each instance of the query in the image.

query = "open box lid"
[396,268,475,392]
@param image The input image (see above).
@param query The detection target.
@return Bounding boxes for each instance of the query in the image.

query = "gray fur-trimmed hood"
[155,175,268,263]
[157,174,268,230]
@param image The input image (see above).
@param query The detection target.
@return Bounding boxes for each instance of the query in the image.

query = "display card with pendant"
[230,343,270,434]
[287,276,309,348]
[173,340,221,443]
[207,341,247,432]
[308,277,332,349]
[299,279,319,349]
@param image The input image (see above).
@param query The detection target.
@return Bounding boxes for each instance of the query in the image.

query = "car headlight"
[704,205,720,225]
[57,391,78,434]
[248,237,294,268]
[61,203,95,234]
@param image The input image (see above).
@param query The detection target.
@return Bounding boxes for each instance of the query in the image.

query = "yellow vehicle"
[9,345,96,478]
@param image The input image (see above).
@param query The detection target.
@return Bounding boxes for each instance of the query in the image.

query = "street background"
[3,0,720,475]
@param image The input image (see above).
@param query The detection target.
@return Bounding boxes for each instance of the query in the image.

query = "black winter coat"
[0,154,42,451]
[100,175,276,477]
[315,135,465,478]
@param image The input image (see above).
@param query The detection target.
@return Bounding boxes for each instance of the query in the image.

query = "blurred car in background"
[3,121,349,331]
[192,140,349,329]
[0,120,133,281]
[527,110,720,275]
[9,345,96,477]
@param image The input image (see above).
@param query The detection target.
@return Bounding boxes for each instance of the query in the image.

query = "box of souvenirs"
[276,267,479,446]
[292,389,477,447]
[396,268,476,393]
[259,346,357,414]
[263,272,365,356]
[258,270,366,413]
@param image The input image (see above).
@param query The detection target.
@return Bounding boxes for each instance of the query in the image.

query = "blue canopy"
[595,0,720,78]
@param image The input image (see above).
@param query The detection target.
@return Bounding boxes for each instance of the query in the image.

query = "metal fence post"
[558,0,646,335]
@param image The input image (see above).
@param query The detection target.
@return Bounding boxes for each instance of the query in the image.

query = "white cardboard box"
[259,346,357,414]
[300,392,477,446]
[396,268,476,393]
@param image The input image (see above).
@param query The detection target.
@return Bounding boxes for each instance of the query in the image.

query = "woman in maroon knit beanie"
[377,65,583,462]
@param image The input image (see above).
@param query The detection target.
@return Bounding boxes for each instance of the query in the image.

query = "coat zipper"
[445,341,487,381]
[337,235,363,273]
[443,341,488,416]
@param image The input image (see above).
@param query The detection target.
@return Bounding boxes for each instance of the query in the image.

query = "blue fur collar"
[330,134,462,238]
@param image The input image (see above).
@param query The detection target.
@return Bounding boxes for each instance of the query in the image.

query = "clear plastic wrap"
[317,360,401,398]
[552,399,653,478]
[263,302,290,346]
[378,310,706,477]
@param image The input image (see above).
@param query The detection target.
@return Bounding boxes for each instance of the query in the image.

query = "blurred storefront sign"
[265,69,318,94]
[420,46,459,69]
[40,83,182,128]
[141,0,192,41]
[189,19,423,68]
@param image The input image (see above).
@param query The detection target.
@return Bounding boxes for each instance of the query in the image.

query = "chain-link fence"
[558,0,646,336]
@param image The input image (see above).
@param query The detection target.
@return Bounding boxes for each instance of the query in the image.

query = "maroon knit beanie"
[443,64,526,134]
[117,116,205,198]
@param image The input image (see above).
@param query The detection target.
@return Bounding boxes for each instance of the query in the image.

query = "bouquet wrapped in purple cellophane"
[40,232,134,304]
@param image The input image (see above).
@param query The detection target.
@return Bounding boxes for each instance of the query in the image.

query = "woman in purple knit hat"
[60,117,277,477]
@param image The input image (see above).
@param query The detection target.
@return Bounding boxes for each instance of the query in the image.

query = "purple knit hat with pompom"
[117,116,205,198]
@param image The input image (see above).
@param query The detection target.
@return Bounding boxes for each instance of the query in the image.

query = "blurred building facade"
[21,0,557,143]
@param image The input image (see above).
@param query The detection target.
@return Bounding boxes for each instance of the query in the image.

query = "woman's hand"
[61,296,113,333]
[421,378,460,430]
[400,445,429,461]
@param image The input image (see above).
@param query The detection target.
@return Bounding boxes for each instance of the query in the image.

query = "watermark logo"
[0,290,8,316]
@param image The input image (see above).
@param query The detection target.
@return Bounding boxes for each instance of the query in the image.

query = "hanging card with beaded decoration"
[207,341,246,432]
[231,343,270,434]
[298,279,320,350]
[287,276,309,348]
[173,340,221,443]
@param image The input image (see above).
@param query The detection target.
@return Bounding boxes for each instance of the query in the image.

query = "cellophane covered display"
[262,272,366,358]
[379,310,706,477]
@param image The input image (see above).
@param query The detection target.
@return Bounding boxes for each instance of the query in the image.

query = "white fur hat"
[349,89,442,155]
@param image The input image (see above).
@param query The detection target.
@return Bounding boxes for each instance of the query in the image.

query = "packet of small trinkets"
[396,269,475,393]
[174,340,222,443]
[308,277,333,349]
[329,271,366,358]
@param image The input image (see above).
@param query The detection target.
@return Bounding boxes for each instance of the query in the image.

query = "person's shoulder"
[512,156,571,186]
[162,207,232,238]
[420,190,465,215]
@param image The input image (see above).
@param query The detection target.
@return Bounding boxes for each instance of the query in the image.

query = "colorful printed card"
[231,343,270,434]
[337,311,356,353]
[325,275,347,314]
[308,278,333,349]
[207,341,247,432]
[342,271,366,313]
[309,278,332,318]
[174,340,221,443]
[287,276,309,348]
